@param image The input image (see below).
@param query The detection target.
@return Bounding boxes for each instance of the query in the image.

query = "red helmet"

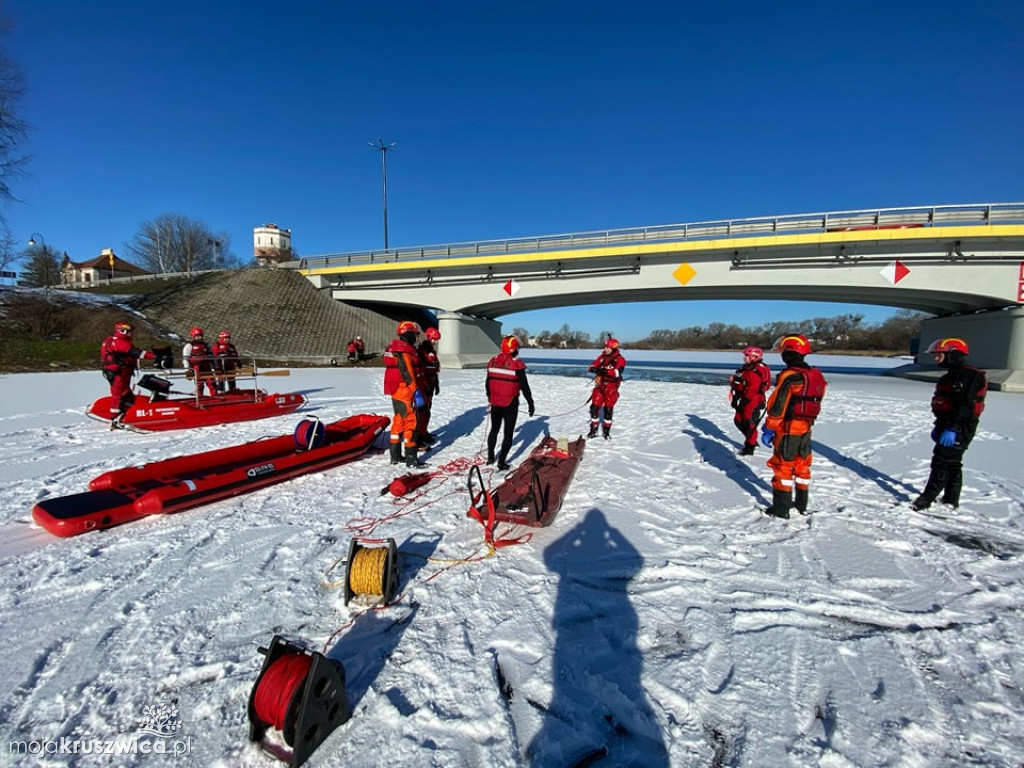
[743,346,763,361]
[218,330,231,341]
[425,327,441,342]
[190,327,204,340]
[773,334,811,355]
[114,322,133,338]
[501,335,520,354]
[604,338,620,351]
[926,337,969,355]
[397,320,421,336]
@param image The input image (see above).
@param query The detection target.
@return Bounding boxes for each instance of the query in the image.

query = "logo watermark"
[9,702,192,757]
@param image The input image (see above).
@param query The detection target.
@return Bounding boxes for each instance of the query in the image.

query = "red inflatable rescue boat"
[33,414,390,537]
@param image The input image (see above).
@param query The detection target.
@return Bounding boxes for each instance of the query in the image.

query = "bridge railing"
[286,202,1024,271]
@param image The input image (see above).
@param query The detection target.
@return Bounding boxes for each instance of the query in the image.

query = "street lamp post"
[369,138,397,252]
[27,233,54,287]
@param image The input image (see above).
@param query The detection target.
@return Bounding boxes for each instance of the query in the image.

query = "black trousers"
[487,401,520,462]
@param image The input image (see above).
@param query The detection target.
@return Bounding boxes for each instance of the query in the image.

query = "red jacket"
[729,361,771,409]
[486,352,527,407]
[383,338,419,396]
[101,335,153,373]
[589,349,625,389]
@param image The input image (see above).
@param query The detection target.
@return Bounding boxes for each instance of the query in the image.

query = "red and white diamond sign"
[503,279,521,297]
[880,259,911,285]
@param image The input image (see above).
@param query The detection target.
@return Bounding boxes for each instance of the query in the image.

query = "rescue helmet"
[114,321,133,338]
[743,346,763,361]
[604,337,620,351]
[773,334,812,355]
[397,320,421,336]
[925,337,969,356]
[218,330,231,341]
[501,335,520,354]
[425,327,441,342]
[190,327,204,340]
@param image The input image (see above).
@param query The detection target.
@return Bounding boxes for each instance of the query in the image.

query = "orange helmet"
[743,346,763,361]
[397,320,421,336]
[425,327,441,342]
[926,337,969,355]
[604,337,620,351]
[773,334,811,355]
[114,322,133,338]
[501,335,520,354]
[218,330,231,341]
[190,327,204,340]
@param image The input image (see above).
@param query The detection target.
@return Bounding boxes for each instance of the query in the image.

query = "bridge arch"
[290,204,1024,389]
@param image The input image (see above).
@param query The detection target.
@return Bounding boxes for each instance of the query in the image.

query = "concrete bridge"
[286,203,1024,390]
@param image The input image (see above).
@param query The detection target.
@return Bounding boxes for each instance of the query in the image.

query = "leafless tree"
[0,17,30,235]
[125,214,237,274]
[20,242,60,287]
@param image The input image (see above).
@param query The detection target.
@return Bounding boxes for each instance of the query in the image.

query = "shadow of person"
[507,414,551,464]
[428,405,489,447]
[527,508,669,767]
[684,414,772,507]
[812,441,918,502]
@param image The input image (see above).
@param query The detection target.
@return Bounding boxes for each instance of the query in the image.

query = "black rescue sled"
[468,436,586,545]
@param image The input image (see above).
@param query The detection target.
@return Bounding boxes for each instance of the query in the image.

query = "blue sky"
[4,1,1022,341]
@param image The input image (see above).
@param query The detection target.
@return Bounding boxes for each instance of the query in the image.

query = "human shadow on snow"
[811,442,917,502]
[526,508,669,767]
[684,414,772,507]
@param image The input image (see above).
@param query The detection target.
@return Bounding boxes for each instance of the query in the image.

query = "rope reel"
[247,634,351,768]
[343,537,399,606]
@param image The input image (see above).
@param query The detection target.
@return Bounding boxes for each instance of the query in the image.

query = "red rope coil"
[253,652,312,733]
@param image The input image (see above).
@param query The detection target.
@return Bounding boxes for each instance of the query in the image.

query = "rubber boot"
[765,489,792,519]
[404,445,426,468]
[794,487,809,515]
[497,452,511,471]
[587,423,599,439]
[389,441,402,465]
[602,425,611,440]
[912,465,948,511]
[941,467,963,508]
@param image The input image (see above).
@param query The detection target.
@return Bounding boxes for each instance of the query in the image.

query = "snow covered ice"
[1,353,1023,767]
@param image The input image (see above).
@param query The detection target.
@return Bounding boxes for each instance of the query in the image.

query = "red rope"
[253,653,312,732]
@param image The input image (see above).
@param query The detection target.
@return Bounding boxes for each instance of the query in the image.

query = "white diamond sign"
[503,279,521,297]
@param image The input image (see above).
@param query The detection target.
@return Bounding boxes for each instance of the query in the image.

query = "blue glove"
[760,427,776,448]
[413,389,425,408]
[938,429,958,447]
[930,426,941,443]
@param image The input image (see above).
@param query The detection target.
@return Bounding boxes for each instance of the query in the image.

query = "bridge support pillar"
[436,312,502,369]
[890,307,1024,392]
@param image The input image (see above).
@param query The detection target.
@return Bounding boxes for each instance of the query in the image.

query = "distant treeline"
[513,309,928,352]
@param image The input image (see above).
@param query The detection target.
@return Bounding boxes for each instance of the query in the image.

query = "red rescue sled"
[33,414,390,537]
[87,371,307,431]
[468,436,586,541]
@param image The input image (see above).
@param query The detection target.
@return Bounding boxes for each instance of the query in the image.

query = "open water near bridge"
[519,349,909,386]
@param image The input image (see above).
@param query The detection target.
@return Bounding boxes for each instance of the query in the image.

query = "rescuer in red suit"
[211,330,240,392]
[100,321,155,425]
[587,338,626,440]
[182,327,218,397]
[417,327,442,447]
[729,346,772,456]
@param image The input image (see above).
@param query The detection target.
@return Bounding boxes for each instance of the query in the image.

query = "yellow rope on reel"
[348,545,389,597]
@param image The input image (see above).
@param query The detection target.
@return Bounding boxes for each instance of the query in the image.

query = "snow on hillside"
[0,354,1022,767]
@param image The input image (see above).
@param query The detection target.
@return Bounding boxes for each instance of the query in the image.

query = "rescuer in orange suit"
[760,334,827,518]
[100,321,155,425]
[417,327,442,447]
[383,321,426,467]
[182,327,218,397]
